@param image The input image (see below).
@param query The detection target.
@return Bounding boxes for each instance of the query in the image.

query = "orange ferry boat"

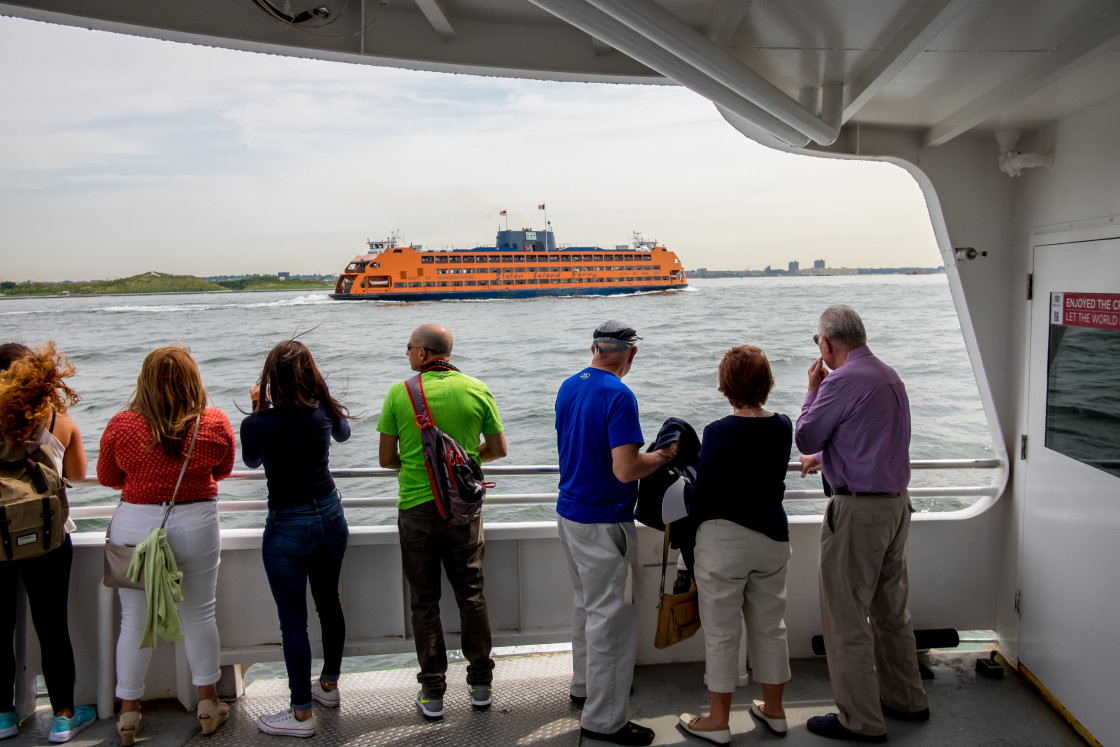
[330,228,687,300]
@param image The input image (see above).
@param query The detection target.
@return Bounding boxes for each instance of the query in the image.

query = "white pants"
[694,519,791,692]
[109,501,222,700]
[558,516,638,734]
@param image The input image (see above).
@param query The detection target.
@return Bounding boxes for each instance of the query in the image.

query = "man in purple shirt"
[795,305,928,743]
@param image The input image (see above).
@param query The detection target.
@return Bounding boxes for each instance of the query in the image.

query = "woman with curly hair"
[0,342,94,743]
[240,340,352,738]
[98,346,235,744]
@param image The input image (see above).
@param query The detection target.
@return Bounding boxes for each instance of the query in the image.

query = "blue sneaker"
[48,705,96,743]
[0,711,17,739]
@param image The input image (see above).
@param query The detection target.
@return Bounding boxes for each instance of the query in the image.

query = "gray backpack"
[405,374,492,527]
[0,422,69,561]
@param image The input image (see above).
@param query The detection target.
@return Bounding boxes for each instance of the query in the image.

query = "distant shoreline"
[0,287,331,300]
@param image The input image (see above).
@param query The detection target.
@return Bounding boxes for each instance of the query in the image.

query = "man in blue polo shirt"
[555,320,677,747]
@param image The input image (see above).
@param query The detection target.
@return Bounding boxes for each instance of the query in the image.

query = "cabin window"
[438,281,449,287]
[643,254,651,261]
[421,256,433,264]
[393,248,403,253]
[516,280,526,285]
[502,255,513,262]
[561,254,571,261]
[562,279,572,284]
[1045,293,1120,478]
[424,282,435,287]
[593,255,603,261]
[504,279,515,285]
[452,281,462,287]
[461,256,474,263]
[475,256,487,263]
[436,256,448,264]
[409,282,421,288]
[562,267,571,272]
[489,255,502,262]
[449,257,461,264]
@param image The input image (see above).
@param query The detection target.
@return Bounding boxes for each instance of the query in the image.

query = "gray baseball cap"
[593,319,642,352]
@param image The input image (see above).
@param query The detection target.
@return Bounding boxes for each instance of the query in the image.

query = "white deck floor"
[6,650,1083,746]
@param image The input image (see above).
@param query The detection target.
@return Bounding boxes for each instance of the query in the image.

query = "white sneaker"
[311,679,340,708]
[257,709,316,738]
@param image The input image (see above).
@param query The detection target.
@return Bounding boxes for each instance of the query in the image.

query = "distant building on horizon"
[814,258,826,269]
[788,260,800,274]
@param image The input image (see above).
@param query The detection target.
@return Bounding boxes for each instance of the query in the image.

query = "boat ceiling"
[3,0,1120,149]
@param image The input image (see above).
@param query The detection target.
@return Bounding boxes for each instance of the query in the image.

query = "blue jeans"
[262,490,348,710]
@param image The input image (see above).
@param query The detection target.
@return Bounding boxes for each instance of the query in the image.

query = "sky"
[0,15,941,281]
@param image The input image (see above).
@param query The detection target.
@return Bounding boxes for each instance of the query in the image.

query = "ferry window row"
[403,277,674,288]
[419,253,654,264]
[432,266,659,275]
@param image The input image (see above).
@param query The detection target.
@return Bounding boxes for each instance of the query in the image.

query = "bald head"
[411,324,453,357]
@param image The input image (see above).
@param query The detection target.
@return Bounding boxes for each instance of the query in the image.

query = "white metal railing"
[67,459,1002,519]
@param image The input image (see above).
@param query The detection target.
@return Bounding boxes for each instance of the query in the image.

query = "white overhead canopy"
[4,0,1120,149]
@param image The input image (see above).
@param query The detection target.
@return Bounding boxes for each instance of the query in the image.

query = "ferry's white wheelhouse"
[3,1,1118,743]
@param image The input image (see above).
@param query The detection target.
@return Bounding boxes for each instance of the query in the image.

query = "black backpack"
[405,374,493,527]
[0,422,69,561]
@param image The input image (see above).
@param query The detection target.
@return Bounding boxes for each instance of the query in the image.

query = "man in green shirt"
[378,323,508,720]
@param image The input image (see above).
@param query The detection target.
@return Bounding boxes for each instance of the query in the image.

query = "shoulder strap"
[48,408,57,434]
[659,530,671,596]
[404,375,434,431]
[159,415,202,530]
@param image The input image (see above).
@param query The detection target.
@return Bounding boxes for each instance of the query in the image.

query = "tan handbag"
[653,530,701,649]
[103,418,199,589]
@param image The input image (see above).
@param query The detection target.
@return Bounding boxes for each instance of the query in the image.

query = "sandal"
[117,711,141,746]
[197,698,229,736]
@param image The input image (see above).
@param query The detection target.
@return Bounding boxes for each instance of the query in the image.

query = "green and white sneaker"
[48,705,96,744]
[1,711,18,740]
[416,690,444,719]
[470,684,492,709]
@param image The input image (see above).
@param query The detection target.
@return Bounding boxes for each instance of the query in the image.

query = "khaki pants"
[558,517,638,734]
[694,520,791,692]
[819,492,927,736]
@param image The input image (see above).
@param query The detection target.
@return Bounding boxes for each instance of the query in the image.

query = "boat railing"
[67,458,1003,520]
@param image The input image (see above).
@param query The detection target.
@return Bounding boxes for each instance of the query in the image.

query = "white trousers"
[694,519,791,692]
[558,516,638,734]
[109,501,222,700]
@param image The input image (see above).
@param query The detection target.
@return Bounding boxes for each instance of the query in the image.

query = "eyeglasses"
[406,343,430,353]
[813,334,821,345]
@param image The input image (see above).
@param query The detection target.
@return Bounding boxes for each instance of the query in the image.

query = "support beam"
[924,6,1120,147]
[705,0,753,47]
[529,0,811,146]
[567,0,838,144]
[414,0,456,41]
[844,0,972,123]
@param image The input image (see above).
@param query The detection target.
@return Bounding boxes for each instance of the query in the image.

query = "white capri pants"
[109,500,222,700]
[693,519,791,693]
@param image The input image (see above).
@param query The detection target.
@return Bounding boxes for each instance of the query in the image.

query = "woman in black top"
[678,346,792,744]
[241,341,351,738]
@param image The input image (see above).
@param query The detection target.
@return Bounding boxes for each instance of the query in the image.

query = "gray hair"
[819,305,867,347]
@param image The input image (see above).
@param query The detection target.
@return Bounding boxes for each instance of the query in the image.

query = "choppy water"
[0,274,994,526]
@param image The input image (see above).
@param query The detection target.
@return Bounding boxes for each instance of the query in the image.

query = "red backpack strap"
[404,374,434,430]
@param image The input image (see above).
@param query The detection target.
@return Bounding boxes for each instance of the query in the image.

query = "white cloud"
[0,16,940,281]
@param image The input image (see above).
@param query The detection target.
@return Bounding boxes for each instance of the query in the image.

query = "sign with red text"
[1051,292,1120,331]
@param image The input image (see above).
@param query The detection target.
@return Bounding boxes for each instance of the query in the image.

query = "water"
[0,274,993,526]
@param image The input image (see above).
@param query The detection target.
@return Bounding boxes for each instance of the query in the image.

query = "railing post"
[97,583,117,720]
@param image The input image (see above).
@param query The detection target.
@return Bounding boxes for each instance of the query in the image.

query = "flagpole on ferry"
[539,203,548,250]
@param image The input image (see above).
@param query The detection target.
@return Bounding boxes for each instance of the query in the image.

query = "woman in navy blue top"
[678,346,793,744]
[241,341,351,738]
